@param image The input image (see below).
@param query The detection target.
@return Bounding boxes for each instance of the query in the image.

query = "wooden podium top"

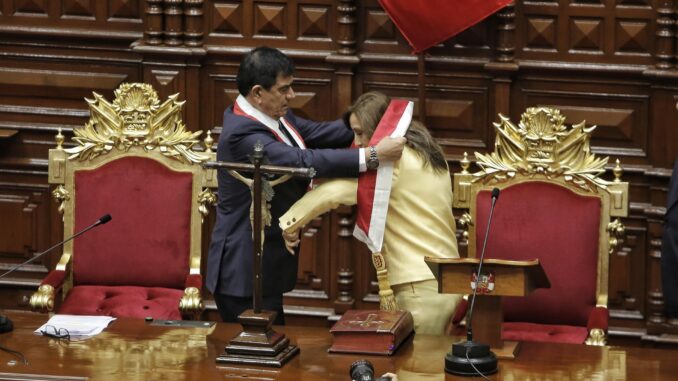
[426,257,551,296]
[1,311,678,380]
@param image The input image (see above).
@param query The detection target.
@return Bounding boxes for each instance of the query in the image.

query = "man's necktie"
[279,121,297,147]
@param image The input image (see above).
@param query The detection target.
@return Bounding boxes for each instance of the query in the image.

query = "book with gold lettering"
[328,310,414,355]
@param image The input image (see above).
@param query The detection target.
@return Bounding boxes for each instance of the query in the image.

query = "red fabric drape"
[378,0,513,53]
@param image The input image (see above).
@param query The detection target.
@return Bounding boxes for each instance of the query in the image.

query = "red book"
[329,310,414,356]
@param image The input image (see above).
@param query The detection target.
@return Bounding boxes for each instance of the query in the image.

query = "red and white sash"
[353,100,413,253]
[234,95,306,149]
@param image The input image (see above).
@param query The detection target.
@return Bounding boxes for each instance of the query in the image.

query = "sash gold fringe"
[371,252,398,311]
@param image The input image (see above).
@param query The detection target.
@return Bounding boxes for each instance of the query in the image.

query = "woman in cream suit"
[280,91,461,334]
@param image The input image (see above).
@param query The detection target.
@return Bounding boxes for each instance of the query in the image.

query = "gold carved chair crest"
[30,83,217,319]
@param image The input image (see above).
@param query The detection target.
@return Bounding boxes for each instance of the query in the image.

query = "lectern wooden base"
[216,309,299,367]
[493,340,521,359]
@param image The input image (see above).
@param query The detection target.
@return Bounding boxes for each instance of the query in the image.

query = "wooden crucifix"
[205,142,315,367]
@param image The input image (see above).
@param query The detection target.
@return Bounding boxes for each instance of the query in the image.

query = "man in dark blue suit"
[207,46,405,324]
[662,157,678,319]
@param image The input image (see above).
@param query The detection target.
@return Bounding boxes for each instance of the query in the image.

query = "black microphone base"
[445,340,498,377]
[0,315,13,334]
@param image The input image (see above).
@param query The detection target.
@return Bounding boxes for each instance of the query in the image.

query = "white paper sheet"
[35,314,116,338]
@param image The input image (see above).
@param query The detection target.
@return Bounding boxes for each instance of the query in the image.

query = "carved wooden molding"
[142,0,204,47]
[655,0,675,69]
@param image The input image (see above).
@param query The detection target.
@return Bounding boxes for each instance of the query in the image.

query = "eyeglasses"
[40,325,70,340]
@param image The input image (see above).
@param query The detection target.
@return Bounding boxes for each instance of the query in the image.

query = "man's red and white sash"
[353,100,413,253]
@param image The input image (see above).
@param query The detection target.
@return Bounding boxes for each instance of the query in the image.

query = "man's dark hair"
[237,46,295,96]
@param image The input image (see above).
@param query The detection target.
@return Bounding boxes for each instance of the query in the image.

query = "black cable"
[465,348,493,381]
[0,343,28,365]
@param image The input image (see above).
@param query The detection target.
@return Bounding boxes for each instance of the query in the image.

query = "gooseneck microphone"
[446,188,500,377]
[466,188,499,343]
[0,214,112,334]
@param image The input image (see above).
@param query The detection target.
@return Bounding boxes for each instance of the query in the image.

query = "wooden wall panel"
[516,0,655,65]
[513,75,651,163]
[205,0,337,52]
[0,0,143,39]
[0,183,52,307]
[0,0,677,345]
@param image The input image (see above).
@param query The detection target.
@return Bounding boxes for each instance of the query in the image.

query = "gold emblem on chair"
[474,107,608,192]
[66,83,208,164]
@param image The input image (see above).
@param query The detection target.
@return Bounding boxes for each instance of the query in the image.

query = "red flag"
[378,0,512,53]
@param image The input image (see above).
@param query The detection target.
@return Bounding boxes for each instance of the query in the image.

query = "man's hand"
[283,229,300,255]
[374,136,406,162]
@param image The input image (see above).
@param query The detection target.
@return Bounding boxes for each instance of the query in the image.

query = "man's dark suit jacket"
[662,159,678,318]
[207,106,357,297]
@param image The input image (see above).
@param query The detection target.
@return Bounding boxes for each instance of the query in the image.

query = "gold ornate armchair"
[453,107,628,345]
[30,83,217,319]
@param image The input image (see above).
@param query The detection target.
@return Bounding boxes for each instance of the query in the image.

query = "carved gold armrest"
[607,218,625,254]
[197,188,217,222]
[585,328,607,346]
[29,285,56,313]
[457,212,473,244]
[179,287,204,315]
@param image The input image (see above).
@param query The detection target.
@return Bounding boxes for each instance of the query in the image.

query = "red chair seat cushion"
[57,285,183,320]
[502,322,588,344]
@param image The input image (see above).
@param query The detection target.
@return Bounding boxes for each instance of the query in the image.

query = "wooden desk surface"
[1,311,677,381]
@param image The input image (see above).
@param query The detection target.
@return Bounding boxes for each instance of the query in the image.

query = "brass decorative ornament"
[52,184,70,215]
[474,107,609,192]
[29,284,55,312]
[66,83,209,164]
[179,287,204,313]
[585,328,607,346]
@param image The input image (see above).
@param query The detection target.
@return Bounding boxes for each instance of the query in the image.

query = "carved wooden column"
[332,207,356,313]
[327,0,359,114]
[496,2,516,63]
[164,0,184,46]
[655,0,675,69]
[336,0,357,56]
[485,2,517,117]
[144,0,164,45]
[326,1,359,314]
[184,0,204,47]
[647,214,667,328]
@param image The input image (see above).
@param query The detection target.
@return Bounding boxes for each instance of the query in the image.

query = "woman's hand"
[283,229,300,255]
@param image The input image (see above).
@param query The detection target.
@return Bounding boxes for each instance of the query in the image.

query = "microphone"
[349,359,392,381]
[446,188,500,377]
[0,214,112,334]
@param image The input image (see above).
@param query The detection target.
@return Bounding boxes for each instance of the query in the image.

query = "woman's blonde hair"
[344,91,448,173]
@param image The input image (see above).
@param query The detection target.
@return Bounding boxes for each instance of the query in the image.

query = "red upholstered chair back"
[474,182,601,326]
[73,156,193,289]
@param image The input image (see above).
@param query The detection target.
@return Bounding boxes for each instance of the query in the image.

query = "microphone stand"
[445,189,500,377]
[0,214,112,334]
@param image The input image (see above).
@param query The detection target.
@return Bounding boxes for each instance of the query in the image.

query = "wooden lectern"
[426,257,550,359]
